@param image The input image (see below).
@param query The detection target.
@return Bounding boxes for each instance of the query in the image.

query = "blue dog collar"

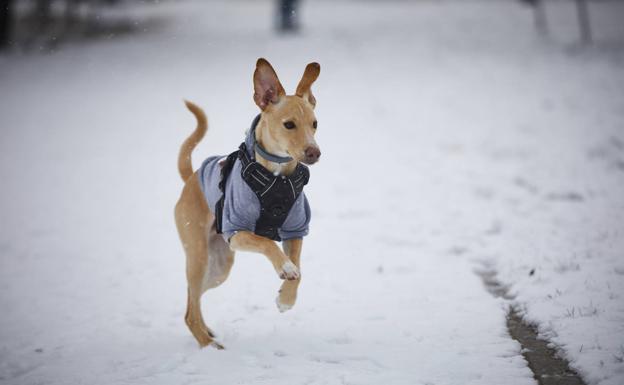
[249,114,294,164]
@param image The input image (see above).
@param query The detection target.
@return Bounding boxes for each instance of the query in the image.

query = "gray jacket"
[197,129,311,241]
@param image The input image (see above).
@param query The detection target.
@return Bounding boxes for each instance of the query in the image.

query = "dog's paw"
[199,338,225,350]
[209,341,225,350]
[276,294,294,313]
[278,261,300,281]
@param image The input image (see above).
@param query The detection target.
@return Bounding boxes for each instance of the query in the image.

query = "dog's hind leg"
[181,230,223,348]
[202,228,235,292]
[175,175,224,349]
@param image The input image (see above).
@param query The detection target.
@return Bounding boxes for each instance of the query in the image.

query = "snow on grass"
[1,0,623,384]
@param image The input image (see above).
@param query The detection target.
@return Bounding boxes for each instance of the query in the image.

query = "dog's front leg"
[229,231,300,280]
[276,238,302,312]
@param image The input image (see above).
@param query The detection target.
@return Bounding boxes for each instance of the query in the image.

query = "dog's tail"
[178,100,208,182]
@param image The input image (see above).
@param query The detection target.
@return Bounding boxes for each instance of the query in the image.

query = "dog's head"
[253,58,321,165]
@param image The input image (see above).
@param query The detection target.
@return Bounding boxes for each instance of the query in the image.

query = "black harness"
[215,142,309,241]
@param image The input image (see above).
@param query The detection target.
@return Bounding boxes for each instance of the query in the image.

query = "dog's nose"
[304,146,321,164]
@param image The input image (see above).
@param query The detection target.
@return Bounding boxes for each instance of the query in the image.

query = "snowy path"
[1,1,623,384]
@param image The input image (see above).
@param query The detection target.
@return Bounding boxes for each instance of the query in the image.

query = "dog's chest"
[198,156,311,241]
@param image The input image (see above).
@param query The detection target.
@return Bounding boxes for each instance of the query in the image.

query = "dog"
[175,58,321,349]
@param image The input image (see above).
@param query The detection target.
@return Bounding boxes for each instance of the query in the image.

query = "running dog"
[175,58,321,349]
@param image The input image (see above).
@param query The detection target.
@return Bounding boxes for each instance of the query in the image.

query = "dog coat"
[197,117,311,242]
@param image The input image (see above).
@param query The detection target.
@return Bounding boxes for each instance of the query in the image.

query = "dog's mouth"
[301,156,320,165]
[285,148,320,165]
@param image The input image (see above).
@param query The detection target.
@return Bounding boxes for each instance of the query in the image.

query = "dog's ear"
[253,58,286,110]
[296,62,320,107]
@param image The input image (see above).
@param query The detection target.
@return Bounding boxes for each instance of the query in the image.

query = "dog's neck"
[254,119,298,176]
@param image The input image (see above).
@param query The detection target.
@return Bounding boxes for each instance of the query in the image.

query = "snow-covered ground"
[1,1,623,384]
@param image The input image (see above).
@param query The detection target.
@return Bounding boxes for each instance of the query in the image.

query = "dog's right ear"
[253,58,286,110]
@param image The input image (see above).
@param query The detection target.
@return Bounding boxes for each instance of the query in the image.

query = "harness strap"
[214,142,309,241]
[240,142,309,240]
[214,150,240,235]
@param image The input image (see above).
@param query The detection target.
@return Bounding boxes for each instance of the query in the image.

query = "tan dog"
[175,58,321,349]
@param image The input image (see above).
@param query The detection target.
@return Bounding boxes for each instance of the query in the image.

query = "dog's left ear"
[296,62,320,107]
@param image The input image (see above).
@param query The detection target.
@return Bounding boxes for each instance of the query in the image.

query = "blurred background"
[1,0,624,50]
[1,1,624,384]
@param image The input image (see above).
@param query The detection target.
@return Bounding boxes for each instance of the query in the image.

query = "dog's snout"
[304,146,321,164]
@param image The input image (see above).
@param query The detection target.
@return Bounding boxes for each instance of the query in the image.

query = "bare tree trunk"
[575,0,592,45]
[0,0,11,50]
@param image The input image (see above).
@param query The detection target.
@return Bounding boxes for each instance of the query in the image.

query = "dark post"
[278,0,299,33]
[574,0,592,44]
[0,0,11,50]
[534,0,548,37]
[519,0,548,38]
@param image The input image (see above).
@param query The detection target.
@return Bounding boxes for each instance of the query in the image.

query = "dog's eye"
[313,120,318,129]
[283,121,296,130]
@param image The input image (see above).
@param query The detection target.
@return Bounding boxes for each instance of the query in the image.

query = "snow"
[1,0,623,384]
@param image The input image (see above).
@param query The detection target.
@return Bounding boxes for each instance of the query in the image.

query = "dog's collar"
[248,114,294,164]
[255,141,293,164]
